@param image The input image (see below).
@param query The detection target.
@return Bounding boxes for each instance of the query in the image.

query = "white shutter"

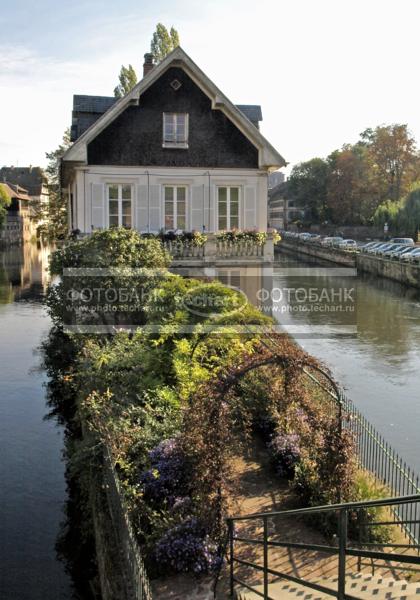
[244,185,257,229]
[150,185,161,232]
[91,184,104,230]
[191,185,204,231]
[136,185,148,232]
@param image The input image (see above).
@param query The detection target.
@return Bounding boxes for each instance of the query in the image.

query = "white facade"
[70,166,268,234]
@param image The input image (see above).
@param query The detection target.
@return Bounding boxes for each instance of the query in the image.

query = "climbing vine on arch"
[181,334,356,536]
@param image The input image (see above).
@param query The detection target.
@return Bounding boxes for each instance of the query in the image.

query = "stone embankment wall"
[279,241,420,289]
[279,240,357,267]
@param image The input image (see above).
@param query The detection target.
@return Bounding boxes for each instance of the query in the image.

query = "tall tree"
[360,124,420,202]
[113,64,138,98]
[288,158,329,222]
[37,129,72,241]
[150,23,180,62]
[327,144,377,225]
[0,184,11,228]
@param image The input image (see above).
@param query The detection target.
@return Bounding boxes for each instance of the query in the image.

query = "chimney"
[143,53,154,77]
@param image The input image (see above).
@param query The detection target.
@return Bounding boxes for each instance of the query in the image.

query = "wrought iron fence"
[103,447,152,600]
[260,333,420,549]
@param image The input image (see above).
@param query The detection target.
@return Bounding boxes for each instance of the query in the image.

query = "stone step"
[235,577,420,600]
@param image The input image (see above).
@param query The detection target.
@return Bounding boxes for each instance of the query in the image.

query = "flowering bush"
[157,230,208,247]
[155,518,221,574]
[268,431,301,478]
[140,439,190,508]
[216,229,268,246]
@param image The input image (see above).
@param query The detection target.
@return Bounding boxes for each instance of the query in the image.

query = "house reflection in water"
[0,243,52,302]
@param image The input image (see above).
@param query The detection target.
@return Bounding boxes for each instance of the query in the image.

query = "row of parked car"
[359,239,420,262]
[281,230,358,250]
[281,230,420,263]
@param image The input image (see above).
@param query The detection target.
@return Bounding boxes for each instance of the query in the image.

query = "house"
[0,167,49,232]
[268,170,285,190]
[268,181,305,230]
[61,47,285,243]
[0,182,33,245]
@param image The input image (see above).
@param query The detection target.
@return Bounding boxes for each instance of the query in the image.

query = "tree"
[326,144,378,225]
[113,64,138,98]
[0,184,11,228]
[150,23,180,62]
[288,158,329,222]
[37,129,72,241]
[360,125,420,202]
[402,183,420,239]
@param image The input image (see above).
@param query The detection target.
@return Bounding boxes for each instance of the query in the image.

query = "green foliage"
[150,23,180,62]
[0,183,11,228]
[288,158,329,222]
[216,229,268,245]
[287,123,420,226]
[37,129,72,241]
[348,472,394,544]
[47,230,171,331]
[114,64,138,98]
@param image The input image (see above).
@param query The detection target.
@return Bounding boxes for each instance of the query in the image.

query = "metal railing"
[103,448,152,600]
[227,495,420,600]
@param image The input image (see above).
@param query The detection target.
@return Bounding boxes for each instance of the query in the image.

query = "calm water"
[273,250,420,472]
[0,245,73,600]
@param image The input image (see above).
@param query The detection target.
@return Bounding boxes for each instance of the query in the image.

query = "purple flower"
[268,431,301,478]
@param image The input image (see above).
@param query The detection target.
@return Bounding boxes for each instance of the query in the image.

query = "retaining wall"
[357,253,420,289]
[279,240,357,267]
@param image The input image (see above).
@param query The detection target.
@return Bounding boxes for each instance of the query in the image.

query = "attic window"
[163,113,189,149]
[170,79,182,91]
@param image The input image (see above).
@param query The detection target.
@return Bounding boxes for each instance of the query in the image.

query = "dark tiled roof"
[73,95,117,114]
[70,94,264,141]
[0,166,47,196]
[0,182,31,201]
[236,105,263,128]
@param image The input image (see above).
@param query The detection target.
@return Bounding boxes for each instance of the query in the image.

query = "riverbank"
[279,240,420,289]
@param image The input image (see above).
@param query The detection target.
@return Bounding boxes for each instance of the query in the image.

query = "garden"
[43,228,394,588]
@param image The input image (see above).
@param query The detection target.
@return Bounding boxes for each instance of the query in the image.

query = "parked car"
[299,232,311,241]
[400,247,420,262]
[382,244,406,258]
[375,243,401,256]
[361,241,381,253]
[321,237,334,246]
[369,243,393,255]
[338,239,357,249]
[390,237,415,245]
[330,237,344,247]
[308,234,322,243]
[388,245,415,260]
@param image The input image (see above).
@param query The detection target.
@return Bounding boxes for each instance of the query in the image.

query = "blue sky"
[1,0,420,174]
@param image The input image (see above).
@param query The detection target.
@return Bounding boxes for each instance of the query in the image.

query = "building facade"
[62,48,285,235]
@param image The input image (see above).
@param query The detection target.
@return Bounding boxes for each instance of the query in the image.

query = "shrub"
[140,439,191,509]
[268,431,301,478]
[155,518,221,575]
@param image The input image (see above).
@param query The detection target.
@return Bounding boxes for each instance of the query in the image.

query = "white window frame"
[217,186,241,231]
[162,113,189,149]
[163,185,188,231]
[106,183,133,228]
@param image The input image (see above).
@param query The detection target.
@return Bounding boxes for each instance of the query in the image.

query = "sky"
[1,0,420,175]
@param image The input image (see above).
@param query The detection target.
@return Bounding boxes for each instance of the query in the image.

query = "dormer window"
[163,113,189,148]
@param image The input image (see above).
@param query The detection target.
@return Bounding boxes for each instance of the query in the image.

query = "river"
[272,249,420,473]
[0,244,73,600]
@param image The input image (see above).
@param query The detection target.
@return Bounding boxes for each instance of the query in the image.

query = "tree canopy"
[150,23,180,62]
[113,64,138,98]
[286,123,420,227]
[0,184,11,228]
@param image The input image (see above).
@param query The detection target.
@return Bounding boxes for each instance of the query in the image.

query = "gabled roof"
[70,95,263,141]
[0,182,31,201]
[63,46,285,170]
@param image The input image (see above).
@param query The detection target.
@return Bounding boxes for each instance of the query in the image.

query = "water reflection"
[0,243,76,600]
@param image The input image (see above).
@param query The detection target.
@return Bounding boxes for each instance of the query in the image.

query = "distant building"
[0,166,49,232]
[268,181,305,230]
[268,170,285,190]
[0,183,34,245]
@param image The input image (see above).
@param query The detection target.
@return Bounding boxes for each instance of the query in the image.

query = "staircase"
[227,495,420,600]
[236,573,420,599]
